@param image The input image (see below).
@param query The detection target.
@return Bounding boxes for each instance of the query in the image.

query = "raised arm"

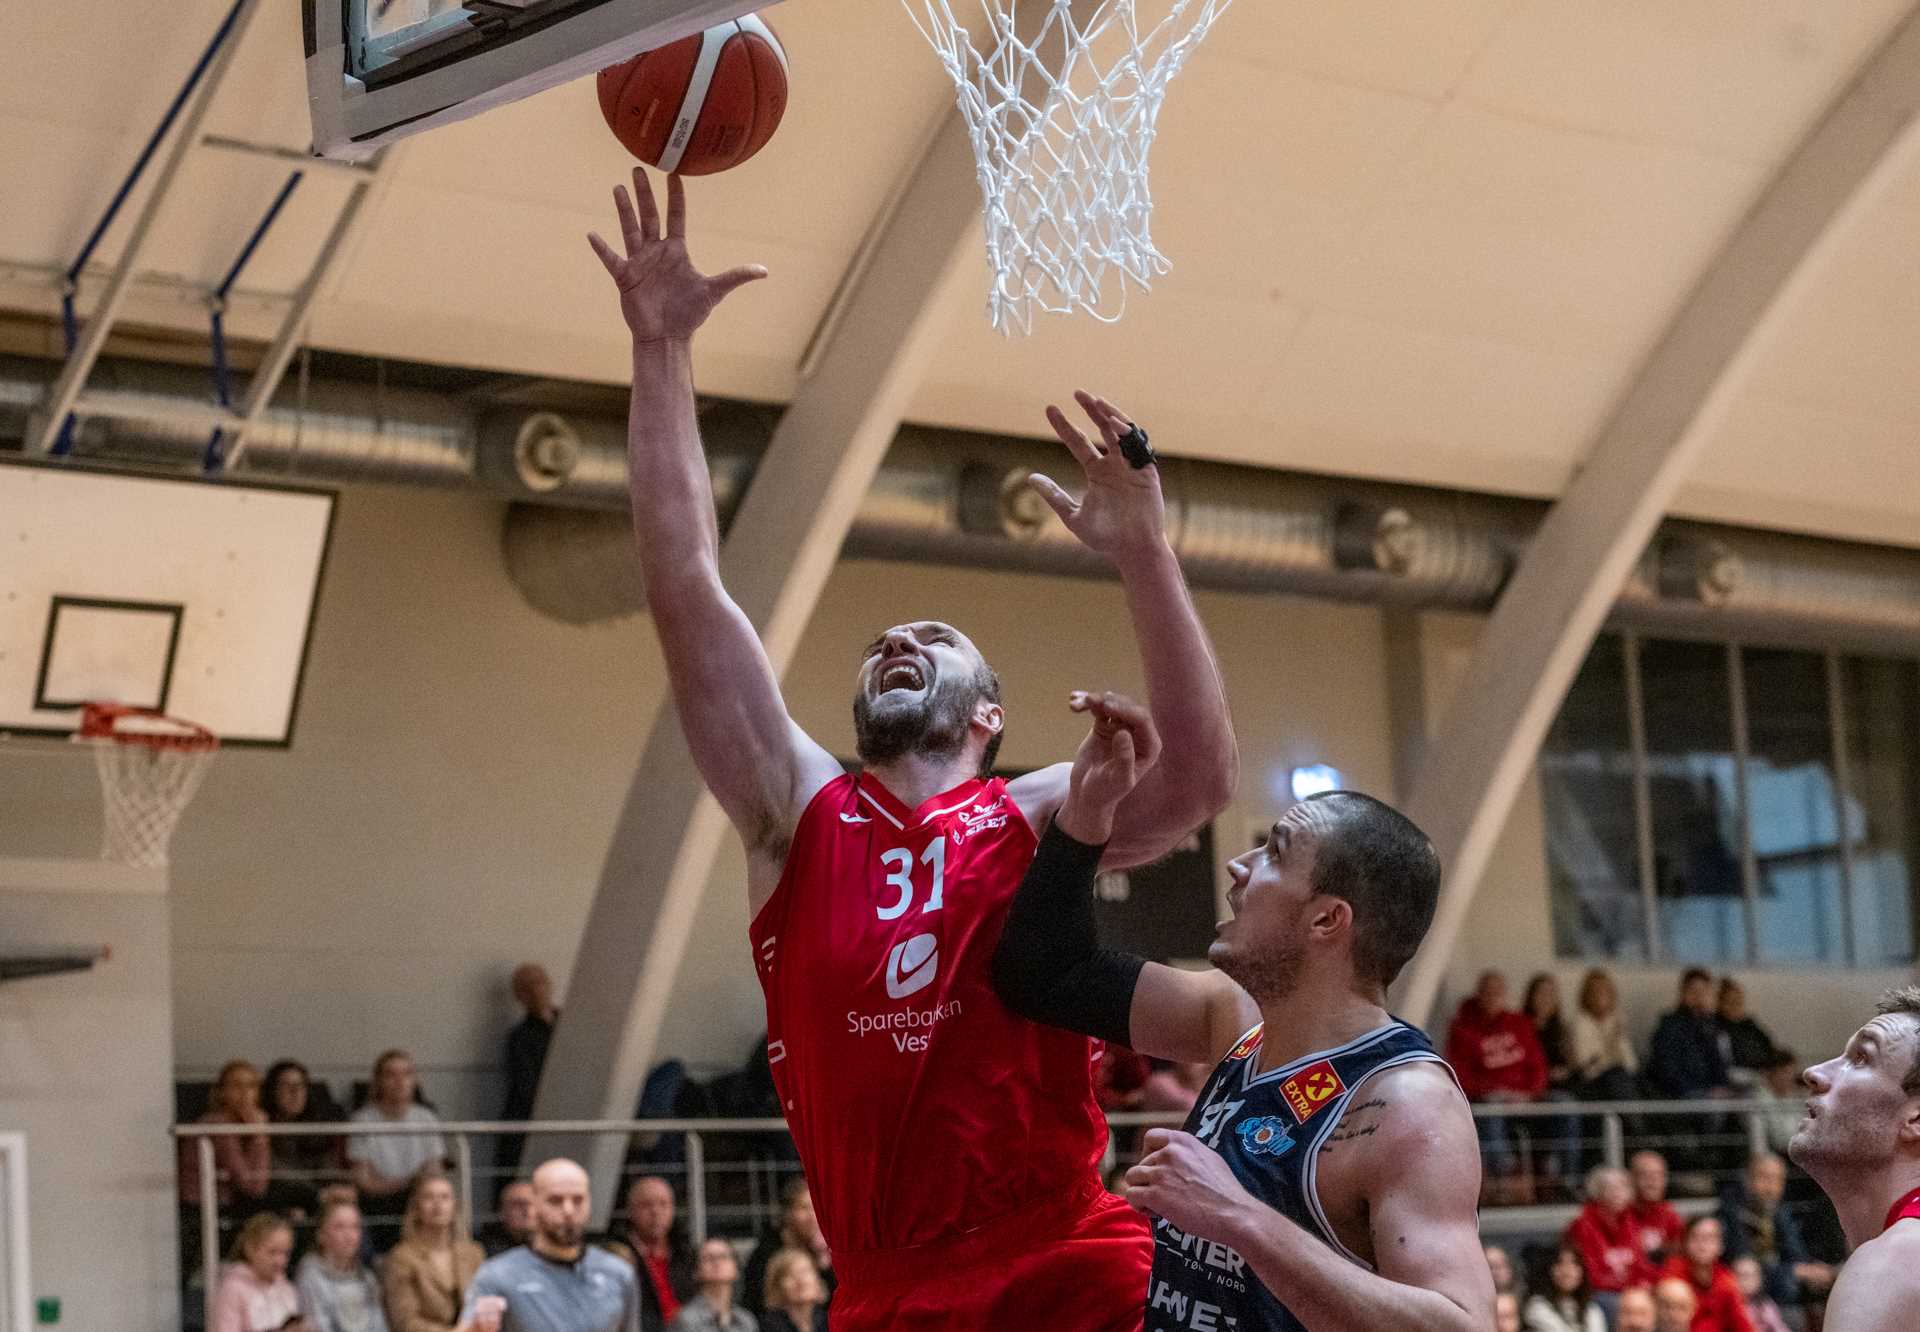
[1125,1063,1492,1332]
[993,691,1253,1064]
[1009,392,1237,867]
[589,171,840,864]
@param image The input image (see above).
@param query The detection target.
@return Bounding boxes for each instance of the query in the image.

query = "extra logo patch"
[1280,1059,1346,1123]
[1235,1115,1296,1158]
[1226,1025,1265,1062]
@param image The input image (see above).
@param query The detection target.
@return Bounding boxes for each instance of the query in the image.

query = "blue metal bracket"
[203,170,304,472]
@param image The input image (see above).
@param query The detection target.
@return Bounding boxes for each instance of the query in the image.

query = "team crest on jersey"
[1226,1025,1265,1062]
[1280,1059,1346,1123]
[1235,1115,1296,1158]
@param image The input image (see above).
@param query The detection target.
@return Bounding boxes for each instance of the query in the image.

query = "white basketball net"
[88,718,218,868]
[902,0,1231,334]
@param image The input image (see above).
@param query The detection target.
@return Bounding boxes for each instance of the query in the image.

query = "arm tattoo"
[1320,1098,1388,1152]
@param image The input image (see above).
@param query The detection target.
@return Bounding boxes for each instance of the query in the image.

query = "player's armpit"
[1127,964,1256,1066]
[1359,1064,1494,1326]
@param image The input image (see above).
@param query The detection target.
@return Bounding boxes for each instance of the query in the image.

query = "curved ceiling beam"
[1398,4,1920,1025]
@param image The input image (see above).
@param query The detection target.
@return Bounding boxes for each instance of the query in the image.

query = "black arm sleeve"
[990,818,1147,1049]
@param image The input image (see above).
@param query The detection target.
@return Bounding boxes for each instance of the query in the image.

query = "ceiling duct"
[5,353,1920,651]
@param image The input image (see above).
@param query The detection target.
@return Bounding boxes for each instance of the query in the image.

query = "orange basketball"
[596,15,788,176]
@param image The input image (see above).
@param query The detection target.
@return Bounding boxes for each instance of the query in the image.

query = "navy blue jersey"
[1146,1019,1455,1332]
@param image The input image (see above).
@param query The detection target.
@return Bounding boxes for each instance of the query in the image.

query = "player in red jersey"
[589,170,1237,1330]
[1786,984,1920,1330]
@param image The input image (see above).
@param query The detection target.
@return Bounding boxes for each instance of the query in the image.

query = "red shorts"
[830,1178,1150,1332]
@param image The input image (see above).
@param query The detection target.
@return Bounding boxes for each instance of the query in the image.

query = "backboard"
[0,462,334,746]
[305,0,772,160]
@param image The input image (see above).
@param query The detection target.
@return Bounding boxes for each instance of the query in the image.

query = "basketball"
[596,15,788,176]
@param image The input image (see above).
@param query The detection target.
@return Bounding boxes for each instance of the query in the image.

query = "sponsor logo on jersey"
[885,931,938,999]
[1226,1025,1265,1062]
[1280,1059,1346,1123]
[1234,1115,1296,1158]
[950,795,1010,843]
[846,997,963,1054]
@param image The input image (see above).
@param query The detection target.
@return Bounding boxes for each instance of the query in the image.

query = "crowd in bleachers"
[181,957,1850,1331]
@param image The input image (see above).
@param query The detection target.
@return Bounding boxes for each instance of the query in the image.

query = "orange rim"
[77,702,219,753]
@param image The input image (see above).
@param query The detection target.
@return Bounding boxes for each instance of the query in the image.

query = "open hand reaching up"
[1058,689,1162,843]
[587,168,766,343]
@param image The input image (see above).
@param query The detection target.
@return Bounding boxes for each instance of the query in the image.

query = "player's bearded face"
[853,644,991,767]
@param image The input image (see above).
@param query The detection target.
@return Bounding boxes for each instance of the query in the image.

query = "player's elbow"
[989,941,1051,1024]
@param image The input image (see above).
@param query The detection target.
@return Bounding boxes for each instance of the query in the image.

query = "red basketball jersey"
[748,771,1109,1256]
[1885,1185,1920,1233]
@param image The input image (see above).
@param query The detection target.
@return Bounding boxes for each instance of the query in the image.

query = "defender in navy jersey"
[994,692,1494,1331]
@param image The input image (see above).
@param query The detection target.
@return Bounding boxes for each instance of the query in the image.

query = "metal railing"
[174,1097,1792,1324]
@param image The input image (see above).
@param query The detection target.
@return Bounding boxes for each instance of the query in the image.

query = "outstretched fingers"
[1024,471,1077,522]
[666,172,687,239]
[1045,403,1103,468]
[1074,389,1136,451]
[586,231,622,278]
[706,263,770,302]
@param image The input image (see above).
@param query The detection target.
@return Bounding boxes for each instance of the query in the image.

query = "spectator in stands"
[667,1238,756,1332]
[1648,969,1736,1100]
[1495,1292,1523,1332]
[1716,980,1785,1089]
[1567,1165,1653,1313]
[1447,970,1549,1197]
[757,1248,827,1332]
[1617,1285,1658,1332]
[1717,1153,1833,1311]
[1525,972,1585,1185]
[740,1180,832,1318]
[265,1059,346,1221]
[349,1050,448,1220]
[1730,1257,1795,1332]
[1657,1215,1754,1332]
[498,964,560,1171]
[183,1060,273,1211]
[212,1211,307,1332]
[604,1175,697,1330]
[1629,1149,1686,1270]
[1524,1244,1606,1332]
[1750,1052,1803,1156]
[1485,1244,1523,1303]
[462,1159,638,1332]
[1571,968,1641,1102]
[296,1196,388,1332]
[1652,1278,1698,1332]
[382,1169,484,1332]
[477,1179,534,1257]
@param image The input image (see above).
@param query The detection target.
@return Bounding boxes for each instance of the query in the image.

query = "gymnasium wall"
[0,866,177,1331]
[0,482,1904,1132]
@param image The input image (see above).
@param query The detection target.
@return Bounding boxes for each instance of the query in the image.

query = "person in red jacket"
[1446,970,1548,1194]
[1658,1215,1755,1332]
[1629,1150,1687,1268]
[1567,1165,1656,1310]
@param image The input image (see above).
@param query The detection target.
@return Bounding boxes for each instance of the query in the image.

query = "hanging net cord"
[93,741,216,867]
[902,0,1232,334]
[81,707,218,868]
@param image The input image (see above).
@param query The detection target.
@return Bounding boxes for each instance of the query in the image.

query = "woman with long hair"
[296,1196,388,1332]
[1523,1245,1606,1332]
[381,1170,485,1332]
[759,1247,827,1332]
[1570,968,1641,1101]
[212,1212,307,1332]
[263,1059,346,1221]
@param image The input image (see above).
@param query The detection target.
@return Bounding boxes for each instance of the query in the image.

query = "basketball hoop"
[77,703,219,868]
[901,0,1232,334]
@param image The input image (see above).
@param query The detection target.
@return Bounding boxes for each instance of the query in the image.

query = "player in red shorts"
[589,170,1237,1330]
[1787,985,1920,1330]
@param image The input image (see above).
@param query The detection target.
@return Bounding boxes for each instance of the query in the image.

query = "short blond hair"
[227,1210,290,1263]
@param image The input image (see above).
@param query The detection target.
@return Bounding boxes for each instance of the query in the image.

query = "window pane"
[1639,639,1745,962]
[1540,634,1646,959]
[1842,658,1920,966]
[1741,648,1845,962]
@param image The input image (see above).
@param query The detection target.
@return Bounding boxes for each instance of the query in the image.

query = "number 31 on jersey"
[877,840,946,920]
